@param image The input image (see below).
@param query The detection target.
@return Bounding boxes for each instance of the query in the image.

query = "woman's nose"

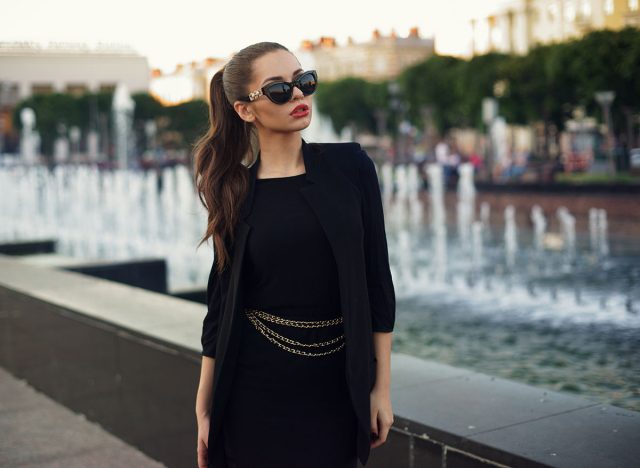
[291,85,305,100]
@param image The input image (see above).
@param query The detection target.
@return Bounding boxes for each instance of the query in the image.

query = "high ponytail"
[192,42,289,274]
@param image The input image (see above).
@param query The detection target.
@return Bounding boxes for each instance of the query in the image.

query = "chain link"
[245,307,343,328]
[244,308,345,357]
[246,311,344,348]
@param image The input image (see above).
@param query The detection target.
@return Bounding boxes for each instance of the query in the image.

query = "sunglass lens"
[298,72,317,95]
[265,82,292,104]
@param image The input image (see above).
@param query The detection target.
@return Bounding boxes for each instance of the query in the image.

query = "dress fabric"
[222,172,358,468]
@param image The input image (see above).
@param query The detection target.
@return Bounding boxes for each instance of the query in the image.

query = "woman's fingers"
[370,407,379,443]
[370,410,394,449]
[377,415,391,445]
[197,431,208,467]
[196,414,210,467]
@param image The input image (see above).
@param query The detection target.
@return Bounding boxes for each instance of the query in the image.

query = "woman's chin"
[290,117,312,131]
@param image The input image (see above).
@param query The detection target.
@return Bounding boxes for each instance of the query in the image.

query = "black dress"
[221,172,359,468]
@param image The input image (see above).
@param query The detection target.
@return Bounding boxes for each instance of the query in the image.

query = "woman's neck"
[256,132,305,177]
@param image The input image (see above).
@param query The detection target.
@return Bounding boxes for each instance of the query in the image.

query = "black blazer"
[202,138,396,467]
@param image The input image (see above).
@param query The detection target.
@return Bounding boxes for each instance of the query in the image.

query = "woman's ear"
[233,101,255,123]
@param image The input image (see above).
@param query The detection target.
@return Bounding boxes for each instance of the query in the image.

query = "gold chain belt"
[244,307,345,357]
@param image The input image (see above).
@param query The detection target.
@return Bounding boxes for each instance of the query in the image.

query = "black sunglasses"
[239,70,318,105]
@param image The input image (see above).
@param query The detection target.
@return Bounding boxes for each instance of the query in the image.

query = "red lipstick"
[290,104,310,117]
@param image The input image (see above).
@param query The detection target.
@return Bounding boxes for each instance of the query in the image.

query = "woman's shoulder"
[315,140,363,154]
[314,140,370,170]
[311,141,379,195]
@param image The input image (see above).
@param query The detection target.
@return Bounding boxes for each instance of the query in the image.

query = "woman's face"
[234,49,313,133]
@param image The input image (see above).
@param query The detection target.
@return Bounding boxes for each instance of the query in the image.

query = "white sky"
[2,0,496,73]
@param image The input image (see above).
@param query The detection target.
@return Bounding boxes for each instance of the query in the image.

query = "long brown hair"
[193,42,289,274]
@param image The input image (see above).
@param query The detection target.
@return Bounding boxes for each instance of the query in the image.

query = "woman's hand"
[370,386,394,449]
[197,414,210,468]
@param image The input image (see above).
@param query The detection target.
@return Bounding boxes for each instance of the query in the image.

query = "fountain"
[112,83,136,169]
[1,117,639,412]
[471,221,484,276]
[530,205,547,252]
[504,205,517,269]
[557,206,577,263]
[2,142,637,323]
[53,123,70,164]
[456,162,476,251]
[19,108,40,165]
[589,207,609,257]
[426,163,447,283]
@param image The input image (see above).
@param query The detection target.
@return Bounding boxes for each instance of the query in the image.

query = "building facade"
[471,0,640,55]
[0,41,150,140]
[0,41,149,102]
[149,57,226,106]
[297,27,435,82]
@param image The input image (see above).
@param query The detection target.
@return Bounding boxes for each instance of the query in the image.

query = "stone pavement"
[0,366,165,467]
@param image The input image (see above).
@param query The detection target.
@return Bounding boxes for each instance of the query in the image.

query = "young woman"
[193,41,395,468]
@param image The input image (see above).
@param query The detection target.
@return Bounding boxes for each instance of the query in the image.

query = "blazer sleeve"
[201,254,222,358]
[356,146,396,333]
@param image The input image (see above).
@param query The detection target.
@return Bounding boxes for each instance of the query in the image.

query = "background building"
[298,27,435,82]
[471,0,640,55]
[0,41,149,136]
[149,57,225,106]
[0,41,149,100]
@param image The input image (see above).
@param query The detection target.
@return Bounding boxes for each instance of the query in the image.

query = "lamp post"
[388,81,401,166]
[595,90,616,176]
[373,108,387,162]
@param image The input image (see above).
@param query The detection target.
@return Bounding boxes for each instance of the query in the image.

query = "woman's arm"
[356,146,396,448]
[196,255,224,467]
[357,147,396,333]
[373,331,392,391]
[370,331,394,448]
[196,356,215,419]
[196,356,215,468]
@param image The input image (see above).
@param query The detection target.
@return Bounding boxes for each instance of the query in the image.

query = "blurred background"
[1,1,639,465]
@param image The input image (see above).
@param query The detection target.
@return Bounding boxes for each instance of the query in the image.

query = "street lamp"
[373,108,387,162]
[388,81,401,166]
[595,90,616,176]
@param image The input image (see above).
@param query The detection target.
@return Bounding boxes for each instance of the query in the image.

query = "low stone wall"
[1,255,638,468]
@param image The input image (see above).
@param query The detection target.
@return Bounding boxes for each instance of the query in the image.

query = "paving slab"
[468,403,640,468]
[0,366,165,467]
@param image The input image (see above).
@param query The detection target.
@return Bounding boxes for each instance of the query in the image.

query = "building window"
[66,84,88,97]
[99,84,117,93]
[581,0,591,16]
[630,0,639,11]
[31,84,54,95]
[0,82,20,107]
[604,0,614,14]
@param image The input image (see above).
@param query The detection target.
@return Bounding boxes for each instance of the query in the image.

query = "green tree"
[13,93,81,157]
[165,99,209,149]
[457,52,511,128]
[132,92,165,121]
[398,55,465,133]
[315,77,380,134]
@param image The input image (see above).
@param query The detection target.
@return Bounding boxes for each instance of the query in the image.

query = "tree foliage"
[11,27,640,158]
[314,27,640,136]
[314,77,382,135]
[11,90,208,157]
